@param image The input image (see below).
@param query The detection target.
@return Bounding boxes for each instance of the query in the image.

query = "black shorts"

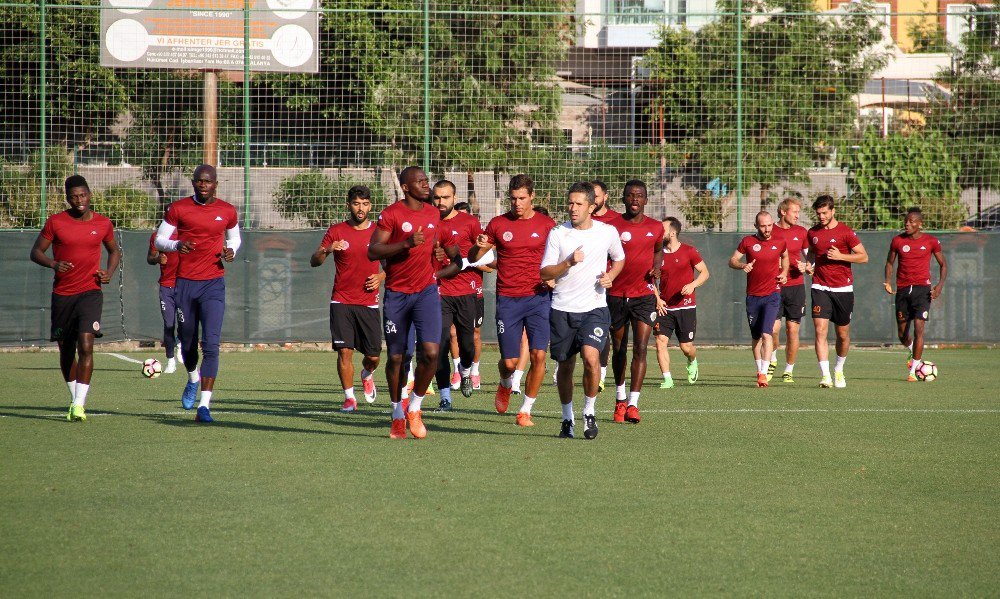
[442,294,477,339]
[608,294,658,330]
[654,308,697,343]
[895,285,932,322]
[50,290,103,341]
[780,285,806,323]
[330,303,382,357]
[549,306,611,362]
[475,296,485,328]
[811,288,854,327]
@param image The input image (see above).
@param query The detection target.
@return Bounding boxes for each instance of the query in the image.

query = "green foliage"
[845,129,965,229]
[676,189,733,231]
[0,146,73,227]
[907,4,950,53]
[272,170,386,228]
[92,184,157,229]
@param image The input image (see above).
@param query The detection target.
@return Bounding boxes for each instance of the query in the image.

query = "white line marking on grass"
[100,352,144,364]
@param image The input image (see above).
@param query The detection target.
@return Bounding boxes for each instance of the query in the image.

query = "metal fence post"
[735,0,743,232]
[243,0,252,228]
[39,0,47,221]
[422,0,431,173]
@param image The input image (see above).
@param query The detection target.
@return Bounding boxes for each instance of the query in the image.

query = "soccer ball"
[915,361,938,382]
[142,358,163,379]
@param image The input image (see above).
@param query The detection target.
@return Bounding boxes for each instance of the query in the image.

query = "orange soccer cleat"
[613,401,627,423]
[625,405,641,423]
[515,412,534,427]
[390,418,406,439]
[756,373,769,388]
[495,384,512,414]
[407,410,427,439]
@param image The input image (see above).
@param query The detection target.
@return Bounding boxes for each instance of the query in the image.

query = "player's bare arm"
[364,271,386,292]
[649,239,664,280]
[684,261,710,297]
[97,236,122,285]
[599,259,625,288]
[467,233,493,263]
[367,226,422,261]
[435,244,463,280]
[827,242,868,264]
[147,244,166,266]
[540,245,583,281]
[932,249,948,300]
[728,250,752,272]
[883,246,899,294]
[30,235,74,273]
[777,250,789,285]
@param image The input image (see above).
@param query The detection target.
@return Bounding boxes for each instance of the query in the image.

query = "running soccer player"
[310,185,384,412]
[468,174,556,427]
[590,179,619,392]
[147,217,182,374]
[654,217,709,389]
[431,179,483,410]
[729,211,789,387]
[30,175,121,422]
[884,207,947,381]
[541,181,625,440]
[768,198,809,382]
[607,180,664,424]
[803,195,868,388]
[368,166,460,439]
[154,164,240,423]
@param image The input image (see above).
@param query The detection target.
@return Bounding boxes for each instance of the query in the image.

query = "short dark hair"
[509,174,534,195]
[347,185,371,203]
[623,179,647,196]
[812,194,835,211]
[533,205,549,217]
[663,216,681,235]
[398,165,423,185]
[193,164,217,181]
[591,179,608,193]
[906,206,923,221]
[64,175,89,197]
[455,201,470,212]
[433,179,456,194]
[568,181,596,204]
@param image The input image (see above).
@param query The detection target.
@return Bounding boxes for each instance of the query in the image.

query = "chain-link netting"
[0,1,998,232]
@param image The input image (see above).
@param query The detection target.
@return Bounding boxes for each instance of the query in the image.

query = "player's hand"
[433,241,447,263]
[365,272,385,291]
[96,269,111,284]
[475,233,492,249]
[597,272,613,288]
[656,297,667,316]
[52,261,74,273]
[328,240,348,253]
[883,282,895,295]
[777,273,787,285]
[648,267,661,280]
[743,259,755,273]
[796,260,809,274]
[222,247,235,263]
[826,247,845,261]
[931,284,942,300]
[569,246,584,266]
[680,283,696,296]
[545,279,555,289]
[158,253,168,265]
[178,241,195,254]
[408,226,425,248]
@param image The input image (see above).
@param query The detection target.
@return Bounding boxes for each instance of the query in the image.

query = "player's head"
[455,201,470,213]
[662,216,681,240]
[567,181,596,227]
[777,197,801,226]
[591,179,608,211]
[754,210,774,239]
[191,164,218,204]
[812,194,836,227]
[622,179,648,217]
[346,185,372,224]
[533,205,549,217]
[398,166,430,202]
[64,174,91,214]
[904,207,923,234]
[508,174,536,219]
[432,180,458,218]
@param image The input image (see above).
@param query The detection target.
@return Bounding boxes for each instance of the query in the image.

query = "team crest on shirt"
[621,232,632,242]
[902,245,910,252]
[502,231,513,242]
[341,241,350,251]
[752,243,761,252]
[402,222,413,233]
[812,237,818,244]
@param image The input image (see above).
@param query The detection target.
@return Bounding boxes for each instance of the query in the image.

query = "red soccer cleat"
[757,373,769,388]
[471,374,481,390]
[450,371,461,390]
[613,401,627,423]
[515,412,534,427]
[495,384,512,414]
[625,405,641,423]
[390,418,406,439]
[407,410,427,439]
[401,398,410,414]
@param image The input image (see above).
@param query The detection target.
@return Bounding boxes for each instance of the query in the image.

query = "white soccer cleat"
[164,358,177,374]
[834,372,846,388]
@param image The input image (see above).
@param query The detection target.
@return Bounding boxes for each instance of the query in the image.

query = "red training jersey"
[377,200,442,293]
[41,211,115,296]
[436,211,484,297]
[149,231,179,288]
[737,234,787,296]
[771,224,809,287]
[164,196,239,281]
[660,243,703,310]
[808,222,861,290]
[320,220,380,306]
[592,208,620,225]
[484,211,556,297]
[609,215,664,298]
[891,233,941,287]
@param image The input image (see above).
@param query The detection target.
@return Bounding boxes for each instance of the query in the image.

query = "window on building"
[947,4,976,47]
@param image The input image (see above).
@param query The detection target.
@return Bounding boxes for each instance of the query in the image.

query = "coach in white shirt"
[540,181,625,440]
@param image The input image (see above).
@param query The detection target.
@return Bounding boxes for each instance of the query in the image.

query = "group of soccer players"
[31,166,947,438]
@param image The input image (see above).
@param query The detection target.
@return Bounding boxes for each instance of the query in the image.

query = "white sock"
[910,359,921,375]
[453,357,460,371]
[519,395,536,415]
[835,356,847,373]
[755,359,765,374]
[406,364,415,383]
[583,395,596,417]
[409,394,423,413]
[628,391,640,407]
[561,401,574,422]
[500,376,513,389]
[198,390,212,408]
[400,384,410,399]
[459,364,471,377]
[600,366,607,381]
[616,383,627,401]
[663,371,672,380]
[167,357,176,367]
[361,368,373,380]
[67,380,77,402]
[345,387,355,400]
[471,361,480,375]
[188,369,201,384]
[907,342,914,353]
[770,350,778,363]
[391,401,405,419]
[73,383,89,407]
[785,363,795,373]
[511,369,524,390]
[819,360,831,377]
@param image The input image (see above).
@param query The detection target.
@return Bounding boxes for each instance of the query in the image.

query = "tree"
[906,3,950,53]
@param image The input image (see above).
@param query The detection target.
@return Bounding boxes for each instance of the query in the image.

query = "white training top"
[541,220,625,312]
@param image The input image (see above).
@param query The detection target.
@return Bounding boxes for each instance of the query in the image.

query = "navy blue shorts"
[746,292,781,340]
[495,293,551,360]
[383,284,442,356]
[549,306,611,362]
[175,277,226,377]
[159,285,178,329]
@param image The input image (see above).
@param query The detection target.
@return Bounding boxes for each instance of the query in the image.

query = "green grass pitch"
[1,347,997,596]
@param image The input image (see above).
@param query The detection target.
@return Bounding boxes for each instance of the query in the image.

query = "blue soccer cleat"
[195,406,214,423]
[181,381,199,410]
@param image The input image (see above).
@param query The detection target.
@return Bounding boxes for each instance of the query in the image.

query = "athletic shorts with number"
[608,294,657,330]
[50,290,103,341]
[475,296,485,328]
[330,302,382,356]
[811,288,854,326]
[746,292,781,340]
[779,284,806,323]
[383,284,442,356]
[549,306,611,363]
[159,285,178,329]
[895,285,932,322]
[654,309,696,343]
[496,293,550,360]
